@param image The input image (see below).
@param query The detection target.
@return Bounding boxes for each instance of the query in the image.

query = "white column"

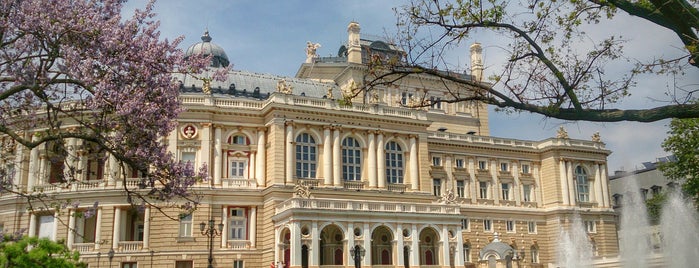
[213,127,222,186]
[38,155,47,185]
[442,226,450,266]
[285,123,294,183]
[593,164,604,206]
[67,210,76,249]
[311,221,319,266]
[27,137,40,191]
[250,151,256,184]
[376,133,385,188]
[559,160,570,205]
[68,138,80,183]
[567,162,576,205]
[600,164,610,207]
[367,132,377,188]
[333,128,342,186]
[534,165,543,205]
[112,207,121,249]
[346,223,355,265]
[491,160,500,205]
[411,224,419,265]
[409,136,418,190]
[513,163,521,206]
[396,224,405,266]
[51,211,58,241]
[455,226,464,266]
[28,214,37,237]
[108,154,119,187]
[468,159,477,203]
[13,142,24,187]
[362,223,371,266]
[167,129,178,156]
[250,207,257,248]
[95,208,103,249]
[274,227,280,264]
[323,127,332,185]
[201,124,212,183]
[143,207,150,249]
[256,128,266,187]
[221,207,228,248]
[291,221,301,266]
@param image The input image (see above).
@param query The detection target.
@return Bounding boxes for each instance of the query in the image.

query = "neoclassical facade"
[0,22,618,268]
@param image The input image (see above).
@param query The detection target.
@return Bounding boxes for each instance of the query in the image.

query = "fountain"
[618,179,652,268]
[659,191,699,267]
[557,213,593,268]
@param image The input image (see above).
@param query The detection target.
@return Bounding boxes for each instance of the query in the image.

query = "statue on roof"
[557,126,569,139]
[305,41,321,63]
[277,79,293,94]
[592,132,601,142]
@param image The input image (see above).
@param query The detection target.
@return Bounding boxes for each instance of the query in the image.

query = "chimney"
[470,42,483,81]
[347,21,362,64]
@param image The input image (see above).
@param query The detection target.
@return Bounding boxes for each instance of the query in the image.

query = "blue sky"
[126,0,698,172]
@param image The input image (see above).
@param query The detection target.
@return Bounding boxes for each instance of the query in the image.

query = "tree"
[659,117,699,201]
[360,0,699,122]
[0,0,220,212]
[0,236,86,268]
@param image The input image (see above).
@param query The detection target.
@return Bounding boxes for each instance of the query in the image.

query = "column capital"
[200,122,213,128]
[256,126,267,132]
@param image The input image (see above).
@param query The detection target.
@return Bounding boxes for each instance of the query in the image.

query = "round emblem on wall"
[181,124,198,139]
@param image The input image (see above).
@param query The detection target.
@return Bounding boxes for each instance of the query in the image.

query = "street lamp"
[512,248,526,268]
[96,252,101,268]
[349,245,365,268]
[200,219,224,268]
[150,250,155,267]
[108,248,115,268]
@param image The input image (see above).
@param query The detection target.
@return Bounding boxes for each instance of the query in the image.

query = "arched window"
[530,245,539,263]
[341,137,361,181]
[385,141,403,184]
[295,133,317,178]
[228,135,248,145]
[463,243,471,262]
[575,166,590,202]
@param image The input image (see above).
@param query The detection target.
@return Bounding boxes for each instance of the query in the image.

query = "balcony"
[387,183,408,193]
[276,198,460,215]
[118,241,143,252]
[72,243,96,253]
[342,180,365,190]
[227,240,251,250]
[223,178,256,188]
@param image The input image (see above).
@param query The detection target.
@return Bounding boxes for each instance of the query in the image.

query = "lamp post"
[200,219,224,268]
[349,245,365,268]
[513,248,525,268]
[108,248,115,268]
[96,252,101,268]
[150,250,154,268]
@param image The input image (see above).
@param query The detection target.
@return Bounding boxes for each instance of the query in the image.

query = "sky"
[125,0,699,172]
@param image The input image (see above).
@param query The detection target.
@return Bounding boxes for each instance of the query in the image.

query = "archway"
[371,226,394,265]
[319,224,344,265]
[279,228,291,268]
[419,227,440,265]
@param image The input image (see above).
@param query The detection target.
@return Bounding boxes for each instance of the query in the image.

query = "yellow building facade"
[0,22,618,268]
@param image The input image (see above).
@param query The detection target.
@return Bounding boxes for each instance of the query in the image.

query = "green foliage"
[659,117,699,202]
[645,192,666,225]
[0,236,86,268]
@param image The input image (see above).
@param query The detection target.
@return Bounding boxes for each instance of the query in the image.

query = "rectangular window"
[401,92,413,105]
[432,157,442,166]
[433,179,442,196]
[651,185,662,196]
[175,261,193,268]
[506,220,515,233]
[229,160,246,178]
[521,164,530,174]
[478,160,487,170]
[501,183,510,200]
[179,214,192,237]
[483,219,492,232]
[640,188,648,200]
[528,221,537,233]
[455,159,465,168]
[121,263,137,268]
[584,220,596,233]
[479,181,488,199]
[233,260,244,268]
[38,215,55,239]
[522,184,532,202]
[456,180,465,198]
[430,96,442,109]
[229,208,247,240]
[461,218,470,230]
[500,162,508,172]
[181,152,196,164]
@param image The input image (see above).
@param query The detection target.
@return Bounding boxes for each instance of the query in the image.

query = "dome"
[184,31,230,68]
[479,233,514,260]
